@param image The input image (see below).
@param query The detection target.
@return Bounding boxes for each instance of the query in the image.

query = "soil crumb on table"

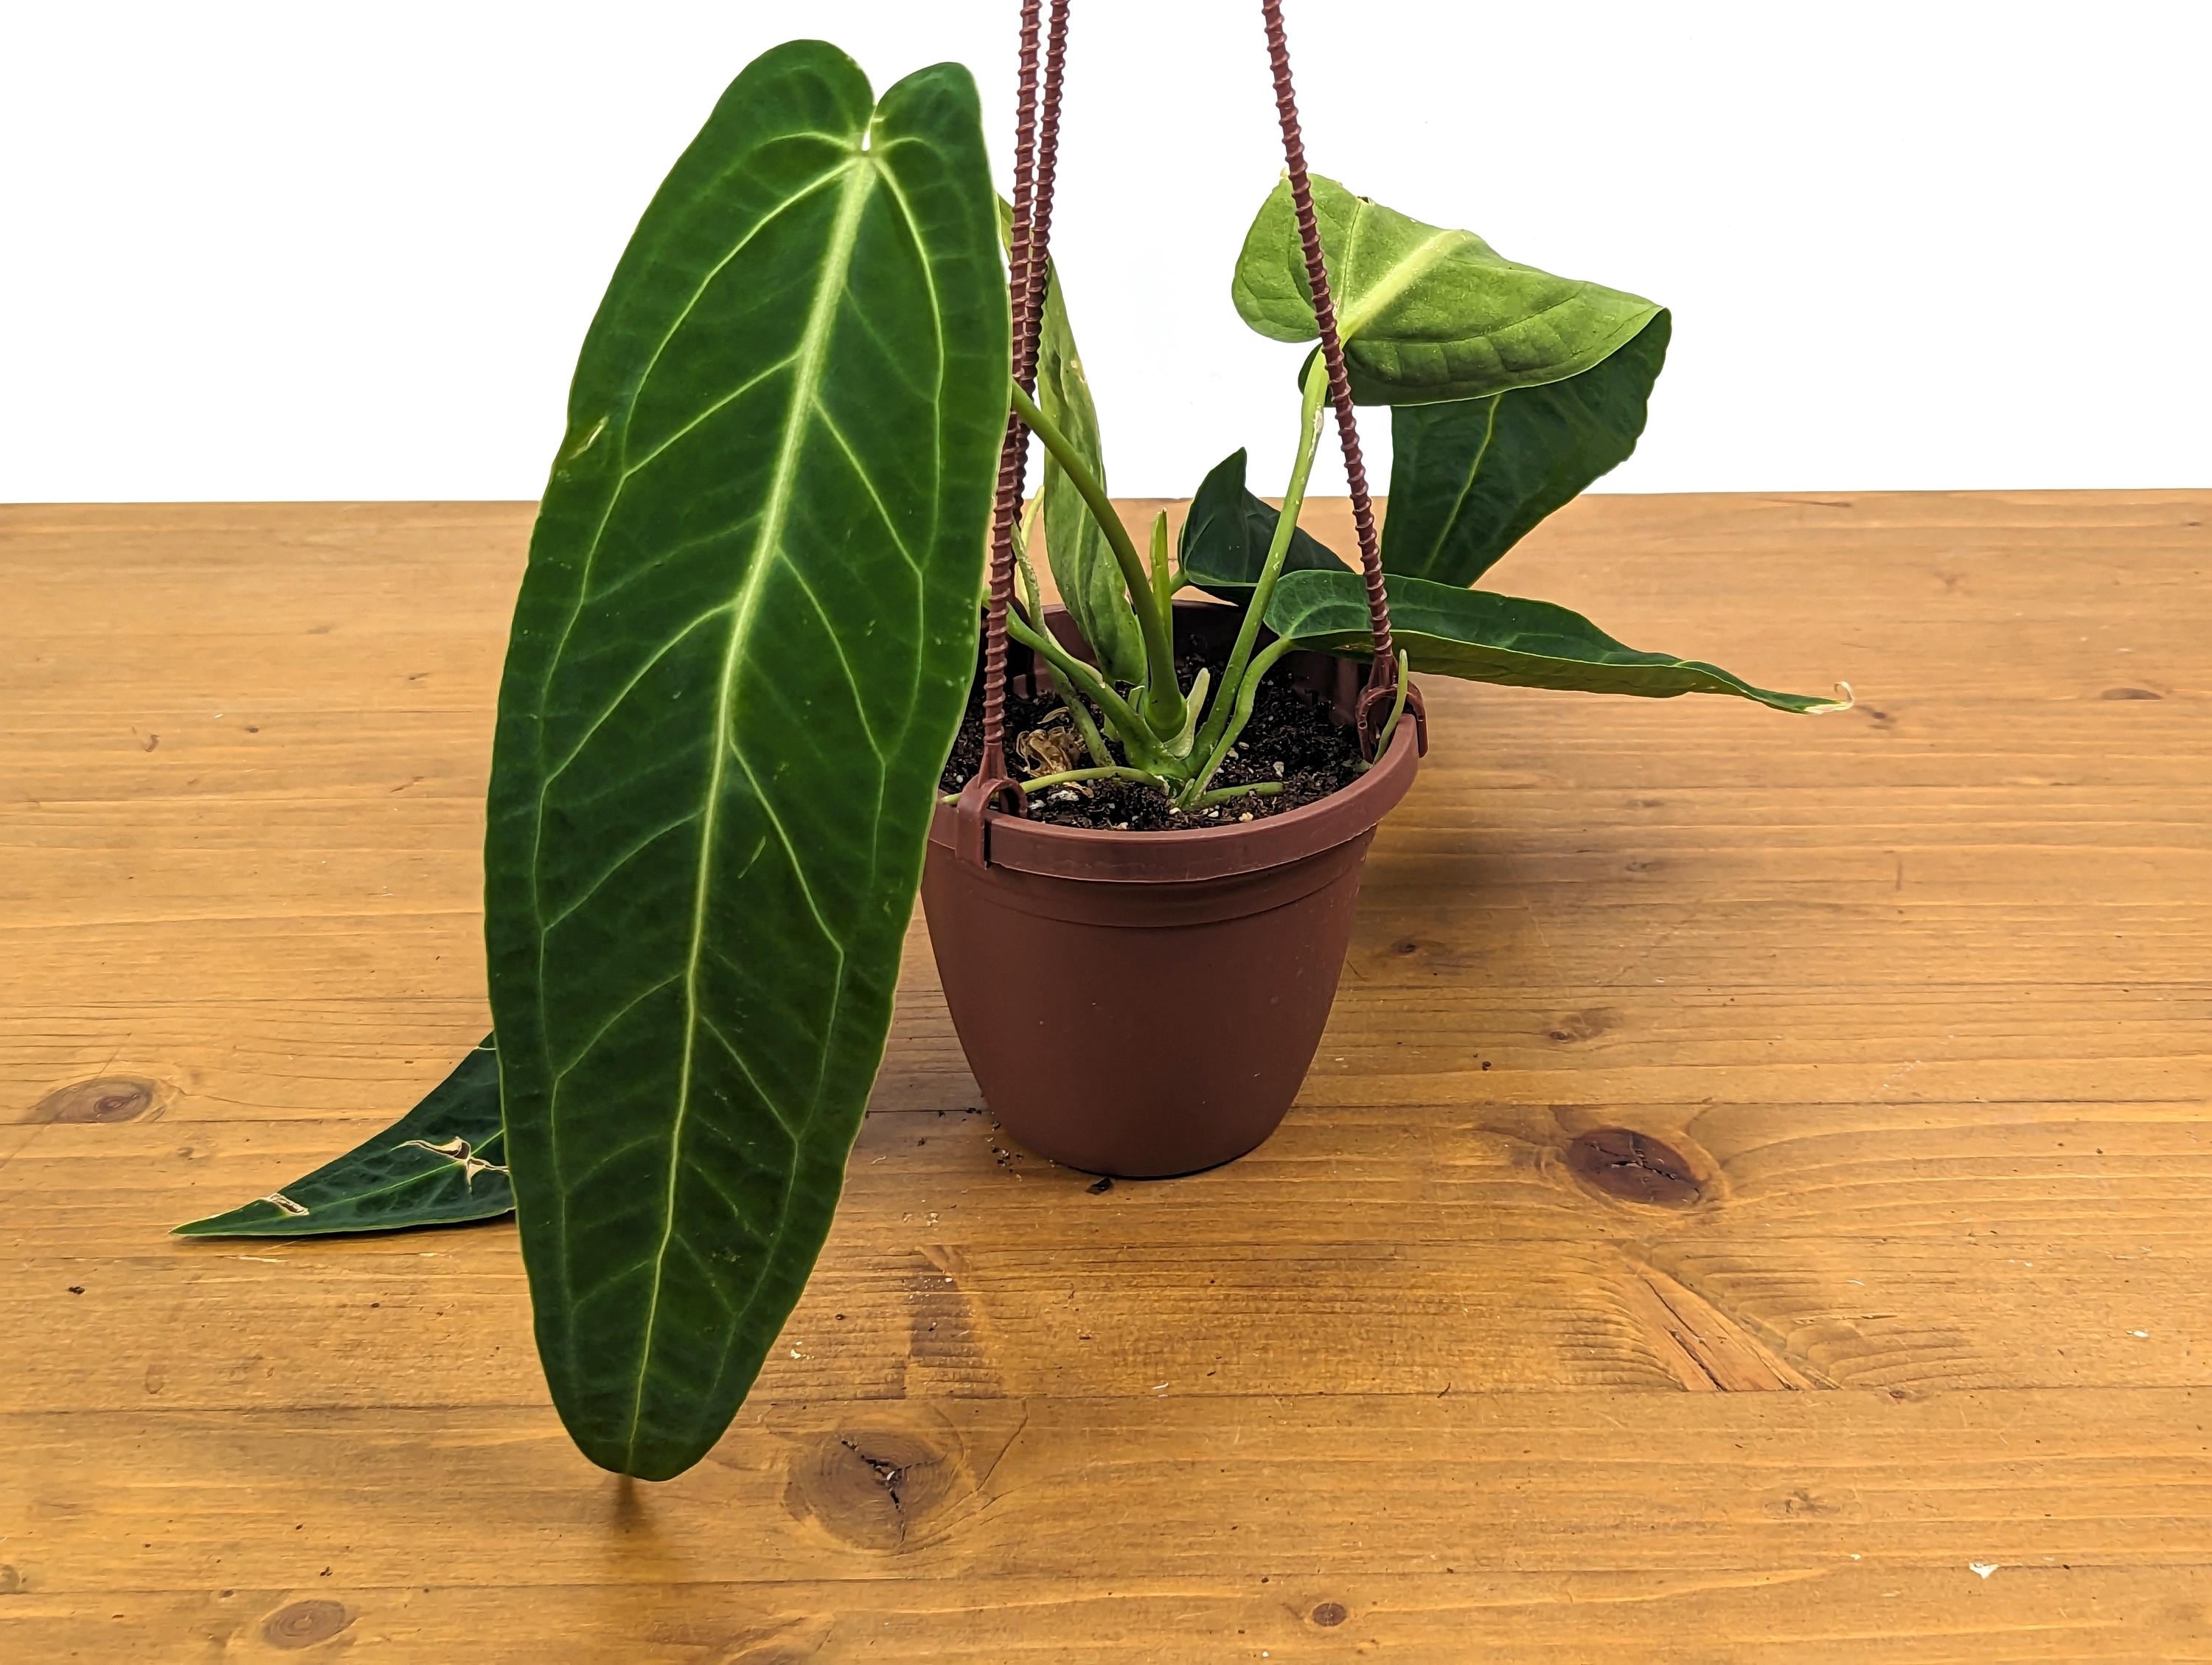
[940,644,1365,831]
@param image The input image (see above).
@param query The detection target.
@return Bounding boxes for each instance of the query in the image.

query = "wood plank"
[3,493,2208,1659]
[2,1394,2208,1660]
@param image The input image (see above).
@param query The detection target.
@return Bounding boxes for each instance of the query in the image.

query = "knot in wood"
[784,1431,951,1552]
[27,1076,170,1125]
[262,1599,350,1648]
[1565,1128,1703,1206]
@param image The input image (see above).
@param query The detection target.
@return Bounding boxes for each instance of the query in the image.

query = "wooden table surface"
[4,492,2208,1661]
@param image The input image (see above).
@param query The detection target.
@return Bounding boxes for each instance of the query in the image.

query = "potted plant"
[178,8,1841,1482]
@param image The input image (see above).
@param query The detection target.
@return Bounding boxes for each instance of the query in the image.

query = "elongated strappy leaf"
[174,1037,509,1237]
[1231,175,1660,406]
[1382,312,1672,585]
[485,42,1008,1480]
[1266,569,1848,714]
[992,198,1144,681]
[1178,447,1348,602]
[1035,251,1147,681]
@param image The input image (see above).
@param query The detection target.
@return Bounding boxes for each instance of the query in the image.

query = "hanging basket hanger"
[957,0,1405,867]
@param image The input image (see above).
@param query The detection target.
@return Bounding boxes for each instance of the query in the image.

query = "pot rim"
[928,698,1420,883]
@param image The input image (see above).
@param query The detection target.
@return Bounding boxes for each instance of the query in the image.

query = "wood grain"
[3,493,2208,1661]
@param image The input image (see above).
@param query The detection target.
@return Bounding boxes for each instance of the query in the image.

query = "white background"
[4,1,2206,504]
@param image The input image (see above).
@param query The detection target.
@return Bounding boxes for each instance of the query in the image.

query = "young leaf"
[484,43,1009,1481]
[1231,175,1660,405]
[1383,312,1672,585]
[174,1038,509,1237]
[1036,259,1148,683]
[1177,448,1349,602]
[1265,569,1847,714]
[992,198,1144,682]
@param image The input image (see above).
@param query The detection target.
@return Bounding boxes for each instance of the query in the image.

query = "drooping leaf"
[1231,175,1660,405]
[1266,569,1847,714]
[1178,447,1349,602]
[484,43,1009,1481]
[174,1038,509,1237]
[1383,311,1672,585]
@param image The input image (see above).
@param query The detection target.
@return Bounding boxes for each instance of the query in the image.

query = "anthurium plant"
[179,35,1840,1481]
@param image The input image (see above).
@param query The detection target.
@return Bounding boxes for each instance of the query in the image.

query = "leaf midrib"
[619,152,875,1470]
[1337,226,1467,341]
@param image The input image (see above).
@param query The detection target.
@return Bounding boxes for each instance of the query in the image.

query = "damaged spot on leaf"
[399,1135,509,1187]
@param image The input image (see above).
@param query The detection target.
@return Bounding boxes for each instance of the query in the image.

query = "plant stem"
[1009,504,1110,768]
[1192,355,1332,763]
[1179,634,1298,804]
[1191,779,1284,810]
[1009,380,1185,737]
[1148,510,1173,622]
[1005,608,1175,775]
[1367,647,1412,763]
[1057,682,1114,770]
[939,763,1166,806]
[1020,765,1164,795]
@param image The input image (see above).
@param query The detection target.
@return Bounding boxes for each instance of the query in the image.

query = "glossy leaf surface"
[1232,175,1660,405]
[484,42,1008,1480]
[1177,447,1348,603]
[175,1038,509,1237]
[1383,312,1672,585]
[1267,569,1846,713]
[1035,256,1147,681]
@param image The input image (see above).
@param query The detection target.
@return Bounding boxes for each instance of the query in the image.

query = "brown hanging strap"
[959,0,1071,866]
[963,0,1413,867]
[1259,0,1419,759]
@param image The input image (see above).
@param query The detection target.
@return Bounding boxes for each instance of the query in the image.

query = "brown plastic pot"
[921,601,1422,1178]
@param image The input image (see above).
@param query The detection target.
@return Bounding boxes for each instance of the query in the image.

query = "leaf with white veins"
[173,1038,509,1237]
[484,41,1009,1480]
[1232,175,1660,406]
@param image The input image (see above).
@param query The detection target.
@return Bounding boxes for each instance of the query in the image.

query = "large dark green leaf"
[174,1038,509,1238]
[1383,312,1672,585]
[1178,447,1349,602]
[1266,569,1847,713]
[1231,175,1660,405]
[484,42,1009,1481]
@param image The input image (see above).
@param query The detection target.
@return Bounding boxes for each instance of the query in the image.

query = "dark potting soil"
[939,642,1365,832]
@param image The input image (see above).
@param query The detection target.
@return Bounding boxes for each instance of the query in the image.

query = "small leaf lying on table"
[174,1037,509,1237]
[1265,569,1848,714]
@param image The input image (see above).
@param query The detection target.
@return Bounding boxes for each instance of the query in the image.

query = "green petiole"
[1189,779,1284,810]
[941,763,1164,805]
[1148,509,1174,623]
[1178,633,1298,805]
[1191,355,1330,765]
[1010,502,1113,770]
[1010,380,1186,738]
[1368,647,1412,763]
[1004,608,1176,776]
